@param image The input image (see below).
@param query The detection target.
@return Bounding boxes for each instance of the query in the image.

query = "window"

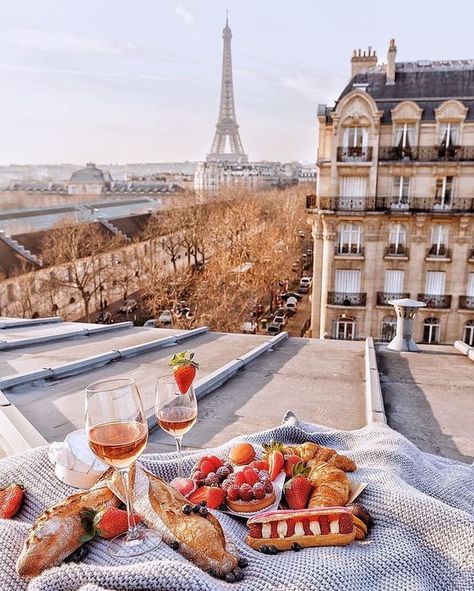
[393,176,410,205]
[337,224,362,254]
[384,270,404,295]
[381,316,397,342]
[438,123,459,147]
[463,320,474,347]
[342,127,368,159]
[339,177,367,209]
[467,273,474,297]
[335,270,361,293]
[423,317,440,344]
[435,177,453,207]
[430,225,449,256]
[388,224,406,254]
[425,272,446,296]
[334,316,356,340]
[394,123,416,149]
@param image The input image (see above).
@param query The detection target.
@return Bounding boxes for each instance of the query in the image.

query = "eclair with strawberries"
[246,507,356,551]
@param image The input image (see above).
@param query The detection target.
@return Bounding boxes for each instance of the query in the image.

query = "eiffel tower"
[207,15,248,163]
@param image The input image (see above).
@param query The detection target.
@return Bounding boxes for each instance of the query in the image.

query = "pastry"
[283,442,356,472]
[16,482,120,579]
[307,460,351,507]
[246,507,356,550]
[346,504,372,540]
[222,466,275,514]
[229,443,256,465]
[108,466,240,578]
[227,489,276,513]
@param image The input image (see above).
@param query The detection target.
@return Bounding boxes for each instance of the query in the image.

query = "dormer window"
[438,123,459,147]
[394,123,415,149]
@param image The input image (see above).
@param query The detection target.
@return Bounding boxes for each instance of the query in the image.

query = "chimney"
[351,47,377,77]
[386,39,397,85]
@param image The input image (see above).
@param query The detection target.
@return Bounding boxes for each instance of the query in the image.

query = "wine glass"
[155,375,198,478]
[85,377,161,557]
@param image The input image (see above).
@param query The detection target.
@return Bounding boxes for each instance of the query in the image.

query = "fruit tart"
[222,466,275,513]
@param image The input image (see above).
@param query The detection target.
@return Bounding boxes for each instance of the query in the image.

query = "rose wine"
[88,420,148,468]
[157,407,197,437]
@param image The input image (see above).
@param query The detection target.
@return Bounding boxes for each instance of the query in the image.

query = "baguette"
[246,507,356,551]
[107,466,239,578]
[16,482,119,579]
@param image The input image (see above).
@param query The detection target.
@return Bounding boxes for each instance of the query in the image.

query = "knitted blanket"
[0,412,473,591]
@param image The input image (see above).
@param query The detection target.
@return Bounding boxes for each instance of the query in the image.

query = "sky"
[1,0,474,165]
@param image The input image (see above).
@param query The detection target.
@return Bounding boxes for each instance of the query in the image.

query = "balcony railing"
[426,246,451,259]
[306,194,317,209]
[385,245,408,257]
[328,292,366,306]
[337,146,373,162]
[459,295,474,310]
[418,294,452,309]
[378,145,474,162]
[312,195,474,213]
[334,245,364,257]
[376,292,410,306]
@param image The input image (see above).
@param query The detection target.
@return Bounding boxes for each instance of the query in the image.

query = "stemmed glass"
[155,375,198,478]
[85,377,161,557]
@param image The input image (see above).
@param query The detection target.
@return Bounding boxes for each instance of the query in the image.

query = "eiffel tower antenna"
[207,14,248,163]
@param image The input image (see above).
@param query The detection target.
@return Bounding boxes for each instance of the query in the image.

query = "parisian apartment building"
[308,40,474,345]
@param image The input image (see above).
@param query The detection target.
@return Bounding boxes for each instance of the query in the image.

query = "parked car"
[266,322,282,335]
[119,299,138,313]
[299,276,312,287]
[285,296,298,311]
[158,309,173,325]
[241,320,257,334]
[144,319,157,328]
[273,309,288,326]
[280,291,303,301]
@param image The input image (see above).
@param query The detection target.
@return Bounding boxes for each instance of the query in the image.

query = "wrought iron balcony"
[328,292,366,306]
[313,195,474,213]
[306,194,317,209]
[426,246,451,259]
[334,245,364,257]
[418,294,452,309]
[384,245,408,257]
[459,295,474,310]
[337,146,373,162]
[377,292,410,306]
[378,145,474,162]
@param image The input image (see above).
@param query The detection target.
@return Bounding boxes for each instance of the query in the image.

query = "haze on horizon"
[1,0,473,166]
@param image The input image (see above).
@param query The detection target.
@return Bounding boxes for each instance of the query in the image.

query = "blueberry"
[199,506,209,517]
[234,567,244,581]
[182,504,193,515]
[291,542,302,552]
[225,572,236,583]
[268,545,278,555]
[170,540,179,550]
[208,568,217,578]
[259,545,269,554]
[219,502,228,511]
[238,557,248,568]
[192,505,201,513]
[200,501,207,507]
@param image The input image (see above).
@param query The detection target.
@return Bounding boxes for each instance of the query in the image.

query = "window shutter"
[335,270,361,293]
[425,271,446,295]
[467,273,474,297]
[384,270,404,293]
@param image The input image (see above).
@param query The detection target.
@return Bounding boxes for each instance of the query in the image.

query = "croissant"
[307,460,351,508]
[283,442,356,472]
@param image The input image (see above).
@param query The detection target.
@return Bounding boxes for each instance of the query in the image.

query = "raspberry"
[216,466,231,482]
[264,480,274,494]
[239,484,254,502]
[253,483,265,499]
[191,470,205,484]
[224,463,234,474]
[244,468,260,486]
[259,470,270,480]
[226,484,240,501]
[221,478,233,492]
[234,471,247,487]
[204,472,219,487]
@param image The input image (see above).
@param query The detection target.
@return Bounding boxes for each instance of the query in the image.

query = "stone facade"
[309,42,474,346]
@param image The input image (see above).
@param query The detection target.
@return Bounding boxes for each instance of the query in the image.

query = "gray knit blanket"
[0,412,473,591]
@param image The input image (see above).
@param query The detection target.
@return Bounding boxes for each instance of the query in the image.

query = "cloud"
[0,29,134,55]
[174,5,195,27]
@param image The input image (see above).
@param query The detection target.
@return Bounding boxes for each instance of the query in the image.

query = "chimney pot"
[351,45,378,77]
[386,38,397,85]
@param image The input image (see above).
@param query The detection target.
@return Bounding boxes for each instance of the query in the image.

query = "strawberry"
[0,484,24,519]
[284,462,312,510]
[207,455,224,470]
[188,485,225,509]
[249,459,269,471]
[263,441,285,481]
[199,459,215,477]
[80,507,141,542]
[168,351,199,394]
[284,454,301,478]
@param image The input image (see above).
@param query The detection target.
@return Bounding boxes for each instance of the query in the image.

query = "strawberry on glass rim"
[169,351,199,394]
